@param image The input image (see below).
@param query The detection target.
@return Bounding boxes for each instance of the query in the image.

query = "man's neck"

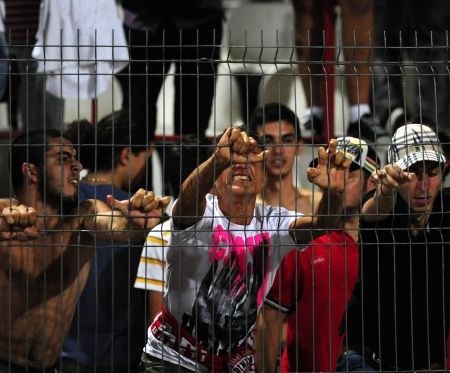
[409,212,430,236]
[342,209,360,242]
[259,174,318,215]
[260,174,296,207]
[218,194,256,226]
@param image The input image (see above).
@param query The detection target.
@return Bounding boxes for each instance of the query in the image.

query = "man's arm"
[289,139,350,244]
[290,190,344,243]
[362,164,414,222]
[81,189,170,241]
[172,155,224,228]
[147,290,164,322]
[255,305,286,373]
[172,127,267,228]
[134,222,170,321]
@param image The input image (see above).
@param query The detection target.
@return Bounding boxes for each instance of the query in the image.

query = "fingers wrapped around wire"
[216,126,269,166]
[106,189,171,230]
[371,164,415,197]
[1,205,39,241]
[307,139,352,193]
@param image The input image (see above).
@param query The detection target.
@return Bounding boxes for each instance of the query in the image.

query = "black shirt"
[344,188,450,369]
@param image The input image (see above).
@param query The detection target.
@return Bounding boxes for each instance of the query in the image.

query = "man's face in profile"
[40,137,82,213]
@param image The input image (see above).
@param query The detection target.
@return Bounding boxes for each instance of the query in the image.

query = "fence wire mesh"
[0,3,450,372]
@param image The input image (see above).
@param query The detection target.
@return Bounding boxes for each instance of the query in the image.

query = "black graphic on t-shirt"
[182,239,269,354]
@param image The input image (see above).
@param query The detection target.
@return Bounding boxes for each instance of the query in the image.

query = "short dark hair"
[10,129,63,193]
[64,110,150,172]
[249,103,302,140]
[63,119,95,170]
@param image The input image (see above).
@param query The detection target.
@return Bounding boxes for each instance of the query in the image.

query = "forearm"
[147,290,164,321]
[255,307,283,373]
[314,189,344,232]
[290,190,343,244]
[173,155,226,227]
[80,200,155,242]
[362,184,397,222]
[93,216,150,242]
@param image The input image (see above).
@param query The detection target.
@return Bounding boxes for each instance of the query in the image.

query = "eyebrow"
[47,148,77,157]
[409,164,441,173]
[281,134,296,139]
[261,133,296,139]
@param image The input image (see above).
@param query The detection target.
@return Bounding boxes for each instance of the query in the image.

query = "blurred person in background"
[250,103,321,217]
[372,0,450,137]
[61,111,156,373]
[117,0,223,197]
[4,0,63,131]
[292,0,388,142]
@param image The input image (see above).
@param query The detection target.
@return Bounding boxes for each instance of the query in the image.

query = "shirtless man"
[0,129,169,372]
[250,103,321,216]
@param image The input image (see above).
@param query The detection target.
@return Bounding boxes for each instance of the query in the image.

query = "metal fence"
[0,6,450,372]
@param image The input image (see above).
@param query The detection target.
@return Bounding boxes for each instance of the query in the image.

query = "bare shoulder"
[298,186,322,197]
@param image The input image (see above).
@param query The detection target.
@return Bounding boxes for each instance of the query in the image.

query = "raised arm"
[172,127,267,228]
[81,188,171,241]
[289,139,351,244]
[362,164,414,222]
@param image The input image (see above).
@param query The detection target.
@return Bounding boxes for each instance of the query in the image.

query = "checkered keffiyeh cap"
[388,123,447,170]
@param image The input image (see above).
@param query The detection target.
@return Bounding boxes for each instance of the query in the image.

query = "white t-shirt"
[134,220,171,293]
[145,194,301,371]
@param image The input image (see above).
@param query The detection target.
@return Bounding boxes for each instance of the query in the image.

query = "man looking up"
[0,129,169,372]
[139,124,351,372]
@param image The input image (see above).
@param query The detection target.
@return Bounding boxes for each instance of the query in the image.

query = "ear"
[119,147,130,166]
[21,163,38,184]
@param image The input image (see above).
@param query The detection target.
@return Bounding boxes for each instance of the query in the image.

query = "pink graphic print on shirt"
[182,225,272,354]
